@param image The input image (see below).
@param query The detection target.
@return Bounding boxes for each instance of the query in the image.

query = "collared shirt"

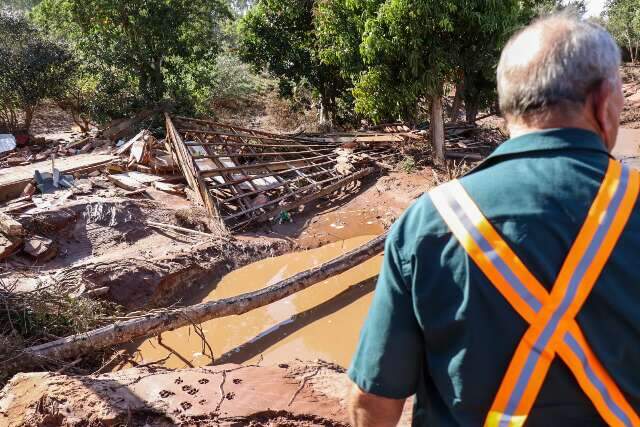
[349,129,640,426]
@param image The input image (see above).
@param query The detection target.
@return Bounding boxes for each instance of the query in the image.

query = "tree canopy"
[316,0,528,124]
[238,0,349,124]
[605,0,640,63]
[0,9,75,131]
[32,0,232,116]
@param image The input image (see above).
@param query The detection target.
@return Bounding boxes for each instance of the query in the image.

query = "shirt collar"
[487,128,610,160]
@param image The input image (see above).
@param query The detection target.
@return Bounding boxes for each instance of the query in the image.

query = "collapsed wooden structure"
[165,115,399,233]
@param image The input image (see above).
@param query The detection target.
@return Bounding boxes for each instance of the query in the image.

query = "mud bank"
[2,195,291,311]
[0,361,413,426]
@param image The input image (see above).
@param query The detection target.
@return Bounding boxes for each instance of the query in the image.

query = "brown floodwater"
[615,128,640,169]
[125,235,383,369]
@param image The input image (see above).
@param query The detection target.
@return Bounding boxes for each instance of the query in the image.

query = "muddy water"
[126,235,382,369]
[615,128,640,169]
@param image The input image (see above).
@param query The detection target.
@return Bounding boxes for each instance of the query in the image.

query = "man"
[348,14,640,427]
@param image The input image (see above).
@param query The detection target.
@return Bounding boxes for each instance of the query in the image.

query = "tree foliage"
[32,0,232,120]
[2,0,42,11]
[0,9,75,132]
[317,0,527,124]
[604,0,640,63]
[238,0,348,124]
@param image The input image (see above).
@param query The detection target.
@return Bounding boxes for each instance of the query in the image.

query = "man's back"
[347,14,640,427]
[349,129,640,425]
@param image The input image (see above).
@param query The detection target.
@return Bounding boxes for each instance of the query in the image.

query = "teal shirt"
[349,129,640,426]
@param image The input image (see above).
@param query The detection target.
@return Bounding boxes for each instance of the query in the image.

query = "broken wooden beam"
[12,232,387,367]
[226,167,375,225]
[182,138,338,149]
[191,149,335,160]
[445,152,484,161]
[165,114,228,235]
[199,153,338,177]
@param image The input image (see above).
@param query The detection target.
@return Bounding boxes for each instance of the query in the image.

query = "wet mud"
[615,128,640,169]
[124,235,383,370]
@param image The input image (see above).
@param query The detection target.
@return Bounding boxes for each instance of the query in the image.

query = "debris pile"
[444,123,505,160]
[165,115,400,232]
[105,129,183,194]
[0,135,112,168]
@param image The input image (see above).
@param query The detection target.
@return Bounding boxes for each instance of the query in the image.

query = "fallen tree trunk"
[10,232,388,369]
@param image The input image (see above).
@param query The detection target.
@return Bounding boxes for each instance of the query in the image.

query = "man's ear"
[590,80,613,144]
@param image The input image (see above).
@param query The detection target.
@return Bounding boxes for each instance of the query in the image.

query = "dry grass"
[0,279,121,383]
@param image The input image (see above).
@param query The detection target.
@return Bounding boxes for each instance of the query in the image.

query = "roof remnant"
[165,115,401,233]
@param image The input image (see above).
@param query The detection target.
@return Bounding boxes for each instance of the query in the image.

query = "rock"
[23,235,57,261]
[20,208,78,234]
[87,170,101,177]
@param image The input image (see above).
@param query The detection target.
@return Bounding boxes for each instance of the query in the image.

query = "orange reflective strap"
[430,159,640,427]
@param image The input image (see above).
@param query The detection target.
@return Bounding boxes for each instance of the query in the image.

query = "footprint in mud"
[174,377,183,385]
[182,385,199,395]
[159,390,175,398]
[181,401,192,410]
[199,399,207,405]
[232,378,242,385]
[198,378,209,385]
[225,392,235,400]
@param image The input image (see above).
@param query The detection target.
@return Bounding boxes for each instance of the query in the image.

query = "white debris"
[0,134,16,154]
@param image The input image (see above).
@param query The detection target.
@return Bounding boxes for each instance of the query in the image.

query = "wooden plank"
[199,153,336,177]
[0,154,115,202]
[107,172,163,190]
[116,130,144,155]
[123,171,164,184]
[165,114,227,234]
[0,212,23,236]
[107,174,145,191]
[231,167,375,229]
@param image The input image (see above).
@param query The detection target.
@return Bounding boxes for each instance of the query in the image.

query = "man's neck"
[507,115,609,150]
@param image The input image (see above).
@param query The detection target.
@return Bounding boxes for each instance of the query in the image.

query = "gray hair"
[497,14,621,118]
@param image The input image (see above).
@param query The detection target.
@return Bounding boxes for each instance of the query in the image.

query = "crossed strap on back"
[430,160,640,427]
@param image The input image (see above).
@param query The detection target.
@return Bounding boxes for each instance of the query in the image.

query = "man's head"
[497,14,623,151]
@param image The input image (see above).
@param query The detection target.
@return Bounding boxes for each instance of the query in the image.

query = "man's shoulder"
[388,187,451,253]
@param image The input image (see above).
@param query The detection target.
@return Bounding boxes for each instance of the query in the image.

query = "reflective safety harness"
[430,160,640,427]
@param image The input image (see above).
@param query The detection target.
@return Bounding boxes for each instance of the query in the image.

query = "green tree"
[238,0,348,125]
[605,0,640,63]
[317,1,528,162]
[0,9,75,132]
[32,0,232,105]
